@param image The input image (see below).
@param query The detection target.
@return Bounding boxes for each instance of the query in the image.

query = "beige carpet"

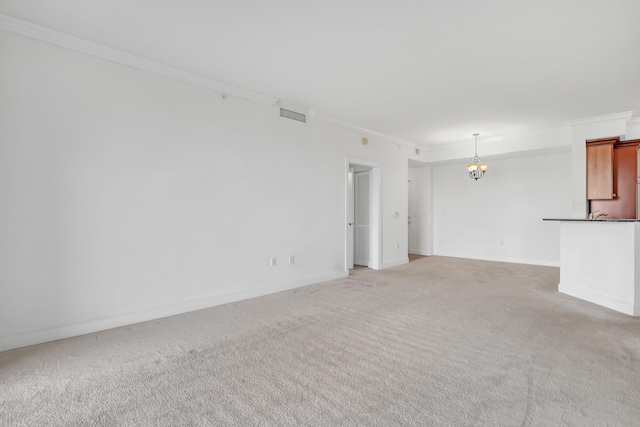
[2,256,640,426]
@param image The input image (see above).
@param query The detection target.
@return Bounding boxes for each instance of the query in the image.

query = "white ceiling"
[1,0,639,146]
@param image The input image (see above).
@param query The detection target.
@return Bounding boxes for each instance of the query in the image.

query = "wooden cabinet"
[586,139,615,200]
[589,138,640,219]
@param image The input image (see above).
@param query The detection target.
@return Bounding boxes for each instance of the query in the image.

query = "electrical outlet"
[270,257,277,267]
[289,255,295,264]
[395,242,399,249]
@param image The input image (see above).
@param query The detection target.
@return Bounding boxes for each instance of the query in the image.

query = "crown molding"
[0,13,279,107]
[566,111,633,127]
[309,110,418,148]
[419,126,572,165]
[421,126,571,152]
[0,13,422,148]
[628,116,640,124]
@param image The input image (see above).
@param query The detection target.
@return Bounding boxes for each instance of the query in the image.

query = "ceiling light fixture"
[467,133,488,180]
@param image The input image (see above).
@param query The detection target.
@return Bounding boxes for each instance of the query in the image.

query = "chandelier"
[467,133,488,180]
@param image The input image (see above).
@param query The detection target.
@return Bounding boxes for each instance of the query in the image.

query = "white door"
[347,169,355,269]
[354,171,370,266]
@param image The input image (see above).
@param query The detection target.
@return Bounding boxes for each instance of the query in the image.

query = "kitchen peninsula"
[544,218,640,316]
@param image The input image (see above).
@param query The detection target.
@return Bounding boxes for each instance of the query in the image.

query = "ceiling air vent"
[280,108,307,123]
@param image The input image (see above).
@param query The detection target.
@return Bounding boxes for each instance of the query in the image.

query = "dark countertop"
[543,218,640,222]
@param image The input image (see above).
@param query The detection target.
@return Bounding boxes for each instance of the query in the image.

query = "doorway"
[407,163,433,258]
[407,178,426,262]
[345,158,381,275]
[354,168,370,266]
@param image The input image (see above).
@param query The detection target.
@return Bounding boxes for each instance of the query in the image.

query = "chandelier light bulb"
[467,133,487,180]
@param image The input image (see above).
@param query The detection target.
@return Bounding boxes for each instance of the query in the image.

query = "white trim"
[417,126,572,162]
[313,111,418,149]
[421,146,573,167]
[421,126,571,150]
[567,111,633,127]
[434,252,560,267]
[628,116,640,124]
[0,13,419,150]
[408,249,431,256]
[419,127,572,165]
[559,283,638,316]
[0,272,344,353]
[381,258,410,269]
[370,166,382,270]
[0,13,279,107]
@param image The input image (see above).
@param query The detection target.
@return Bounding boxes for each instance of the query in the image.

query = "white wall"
[627,118,640,140]
[432,151,572,266]
[408,166,432,256]
[0,30,411,351]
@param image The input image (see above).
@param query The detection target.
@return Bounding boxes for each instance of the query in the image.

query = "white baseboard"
[380,258,409,269]
[408,249,432,256]
[0,272,344,353]
[434,252,560,267]
[558,283,638,316]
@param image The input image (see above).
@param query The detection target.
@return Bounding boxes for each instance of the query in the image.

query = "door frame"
[347,167,355,270]
[345,157,382,275]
